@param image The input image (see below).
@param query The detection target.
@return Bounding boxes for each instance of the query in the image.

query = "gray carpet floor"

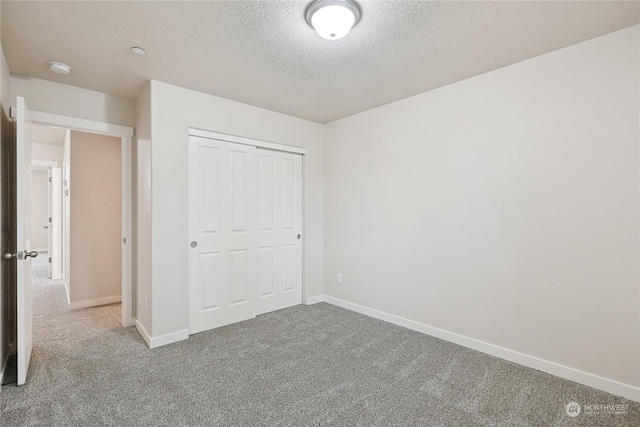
[1,255,638,426]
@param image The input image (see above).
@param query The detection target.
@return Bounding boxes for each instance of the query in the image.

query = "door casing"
[29,111,134,327]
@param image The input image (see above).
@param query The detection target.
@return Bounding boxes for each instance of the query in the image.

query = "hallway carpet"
[1,257,638,426]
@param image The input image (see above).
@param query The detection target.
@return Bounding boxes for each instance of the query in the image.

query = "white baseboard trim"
[63,282,70,305]
[135,320,151,347]
[305,295,325,305]
[149,329,189,349]
[135,320,188,349]
[322,295,640,403]
[68,295,121,310]
[149,329,189,348]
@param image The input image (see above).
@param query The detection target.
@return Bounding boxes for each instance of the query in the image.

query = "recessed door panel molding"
[281,158,296,230]
[200,252,220,311]
[200,146,220,234]
[259,246,275,297]
[230,249,249,305]
[259,155,275,231]
[281,244,296,293]
[230,150,248,233]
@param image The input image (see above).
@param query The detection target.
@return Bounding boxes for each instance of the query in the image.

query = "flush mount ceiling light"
[48,61,71,75]
[131,47,146,55]
[305,0,361,41]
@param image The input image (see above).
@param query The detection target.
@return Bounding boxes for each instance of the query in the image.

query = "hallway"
[29,252,123,341]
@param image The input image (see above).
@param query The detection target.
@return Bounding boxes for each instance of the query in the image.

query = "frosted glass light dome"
[305,0,361,41]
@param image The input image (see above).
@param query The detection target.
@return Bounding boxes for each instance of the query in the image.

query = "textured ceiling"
[2,1,639,124]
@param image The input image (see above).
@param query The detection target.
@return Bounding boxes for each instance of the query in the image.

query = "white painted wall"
[10,76,135,127]
[135,82,151,334]
[324,24,639,396]
[29,170,48,251]
[147,80,324,339]
[68,131,122,306]
[31,142,62,163]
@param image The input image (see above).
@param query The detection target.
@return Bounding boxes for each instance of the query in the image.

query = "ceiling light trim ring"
[305,0,362,40]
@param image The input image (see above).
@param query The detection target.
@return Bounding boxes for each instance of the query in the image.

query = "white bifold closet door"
[189,136,302,335]
[256,148,303,315]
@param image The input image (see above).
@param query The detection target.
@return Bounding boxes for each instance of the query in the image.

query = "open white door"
[15,96,36,385]
[47,168,52,278]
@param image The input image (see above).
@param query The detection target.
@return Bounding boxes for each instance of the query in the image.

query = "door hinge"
[10,107,16,119]
[49,257,52,263]
[49,177,52,182]
[49,217,52,223]
[123,237,126,244]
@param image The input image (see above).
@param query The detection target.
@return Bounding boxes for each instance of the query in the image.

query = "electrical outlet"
[145,296,149,312]
[337,273,343,284]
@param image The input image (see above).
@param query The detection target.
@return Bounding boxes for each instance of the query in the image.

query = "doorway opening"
[6,99,133,387]
[30,124,123,319]
[28,111,134,329]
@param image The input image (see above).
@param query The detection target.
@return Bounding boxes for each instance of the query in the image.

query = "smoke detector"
[48,61,71,75]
